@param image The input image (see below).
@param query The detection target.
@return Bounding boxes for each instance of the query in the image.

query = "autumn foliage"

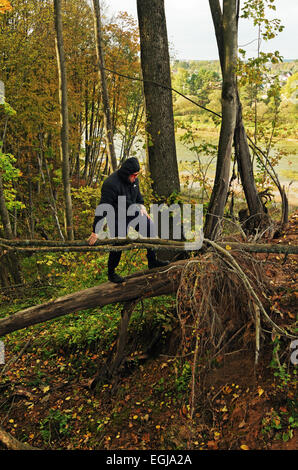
[0,0,12,14]
[0,0,143,240]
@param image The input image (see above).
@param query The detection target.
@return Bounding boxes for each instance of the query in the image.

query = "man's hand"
[88,232,98,245]
[140,204,151,219]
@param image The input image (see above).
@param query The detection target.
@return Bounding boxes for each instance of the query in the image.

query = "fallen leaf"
[207,440,218,449]
[41,385,50,394]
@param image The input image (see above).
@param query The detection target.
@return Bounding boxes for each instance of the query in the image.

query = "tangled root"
[176,249,270,363]
[174,242,297,418]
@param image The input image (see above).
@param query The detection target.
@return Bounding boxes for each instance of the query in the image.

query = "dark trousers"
[108,213,157,273]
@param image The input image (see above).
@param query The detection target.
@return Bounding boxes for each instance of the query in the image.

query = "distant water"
[114,133,298,206]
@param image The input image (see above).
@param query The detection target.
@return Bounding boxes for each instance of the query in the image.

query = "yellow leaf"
[0,1,13,14]
[41,385,50,394]
[240,444,250,450]
[257,387,264,397]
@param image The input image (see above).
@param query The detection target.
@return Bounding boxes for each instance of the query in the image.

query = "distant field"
[175,131,298,180]
[176,129,298,206]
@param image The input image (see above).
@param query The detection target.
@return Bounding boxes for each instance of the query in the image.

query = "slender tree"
[92,0,117,172]
[136,0,180,200]
[53,0,74,240]
[208,0,270,235]
[0,152,22,286]
[0,173,13,240]
[204,0,238,239]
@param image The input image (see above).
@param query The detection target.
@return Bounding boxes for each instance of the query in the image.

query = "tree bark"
[204,0,238,239]
[136,0,180,199]
[53,0,74,241]
[92,0,117,172]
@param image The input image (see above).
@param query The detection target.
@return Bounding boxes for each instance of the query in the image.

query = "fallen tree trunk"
[0,425,40,450]
[0,240,296,338]
[0,261,186,337]
[220,242,298,255]
[0,237,297,255]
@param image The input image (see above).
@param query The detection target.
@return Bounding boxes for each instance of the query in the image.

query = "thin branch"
[103,66,222,119]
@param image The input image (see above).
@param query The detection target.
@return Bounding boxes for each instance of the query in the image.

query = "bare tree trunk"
[92,0,117,172]
[0,173,13,238]
[43,156,65,241]
[204,0,238,239]
[0,173,23,285]
[208,0,271,234]
[53,0,74,241]
[136,0,180,199]
[234,92,271,227]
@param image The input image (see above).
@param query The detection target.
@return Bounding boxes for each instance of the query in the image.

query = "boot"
[147,249,170,270]
[108,270,125,284]
[148,258,170,269]
[108,251,124,283]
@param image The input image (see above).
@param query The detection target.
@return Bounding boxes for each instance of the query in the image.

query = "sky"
[106,0,298,61]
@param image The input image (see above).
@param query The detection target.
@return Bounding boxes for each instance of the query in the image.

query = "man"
[88,157,169,283]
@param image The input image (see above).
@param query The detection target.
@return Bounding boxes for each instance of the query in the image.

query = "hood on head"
[118,157,140,182]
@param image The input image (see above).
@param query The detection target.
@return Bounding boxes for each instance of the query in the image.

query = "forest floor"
[0,212,297,452]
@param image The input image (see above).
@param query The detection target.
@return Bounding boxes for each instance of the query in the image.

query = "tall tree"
[0,127,22,286]
[136,0,180,200]
[53,0,74,240]
[92,0,117,172]
[0,172,22,286]
[0,174,12,240]
[208,0,270,236]
[204,0,238,239]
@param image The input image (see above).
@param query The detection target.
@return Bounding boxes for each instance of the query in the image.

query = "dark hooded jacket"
[92,157,144,232]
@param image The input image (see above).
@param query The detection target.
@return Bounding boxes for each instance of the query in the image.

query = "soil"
[0,212,297,452]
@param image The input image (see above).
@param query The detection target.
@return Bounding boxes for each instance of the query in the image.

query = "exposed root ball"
[176,250,270,358]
